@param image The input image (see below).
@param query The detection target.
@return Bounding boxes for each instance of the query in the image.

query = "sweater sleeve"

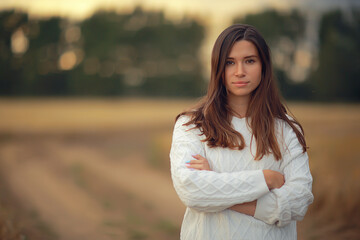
[170,116,269,213]
[253,122,314,227]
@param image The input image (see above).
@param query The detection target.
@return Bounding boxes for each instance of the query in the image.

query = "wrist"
[262,170,273,190]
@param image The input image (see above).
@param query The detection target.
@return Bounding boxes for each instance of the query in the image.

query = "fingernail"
[185,160,190,163]
[191,154,197,157]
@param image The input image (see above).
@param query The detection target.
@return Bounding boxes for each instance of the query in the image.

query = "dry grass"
[290,104,360,239]
[0,98,359,239]
[0,98,196,134]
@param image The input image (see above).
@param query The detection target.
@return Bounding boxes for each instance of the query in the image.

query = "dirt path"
[0,137,185,240]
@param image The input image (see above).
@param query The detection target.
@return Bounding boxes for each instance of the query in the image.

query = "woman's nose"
[235,63,245,77]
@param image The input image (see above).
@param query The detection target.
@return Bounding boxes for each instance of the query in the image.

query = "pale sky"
[2,0,357,23]
[0,0,292,20]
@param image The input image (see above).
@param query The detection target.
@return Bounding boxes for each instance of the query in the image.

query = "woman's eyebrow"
[227,55,258,59]
[244,55,258,59]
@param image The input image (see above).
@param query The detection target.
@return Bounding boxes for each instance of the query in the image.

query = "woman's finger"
[192,154,206,161]
[185,158,211,171]
[186,159,205,165]
[186,163,207,170]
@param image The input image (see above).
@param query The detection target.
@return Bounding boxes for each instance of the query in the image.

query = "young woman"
[169,24,314,239]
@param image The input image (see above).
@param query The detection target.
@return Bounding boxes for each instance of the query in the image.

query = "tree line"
[0,7,359,101]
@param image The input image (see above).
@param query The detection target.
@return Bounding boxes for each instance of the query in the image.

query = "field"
[0,99,359,240]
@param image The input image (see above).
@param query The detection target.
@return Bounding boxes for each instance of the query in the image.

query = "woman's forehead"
[227,40,259,58]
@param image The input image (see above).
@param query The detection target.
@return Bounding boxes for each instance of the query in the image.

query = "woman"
[169,24,314,239]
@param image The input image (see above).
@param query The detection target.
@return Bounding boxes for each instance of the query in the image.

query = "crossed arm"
[186,154,285,217]
[170,116,313,226]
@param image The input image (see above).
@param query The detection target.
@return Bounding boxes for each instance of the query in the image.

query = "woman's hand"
[185,154,211,171]
[229,170,285,216]
[262,169,285,190]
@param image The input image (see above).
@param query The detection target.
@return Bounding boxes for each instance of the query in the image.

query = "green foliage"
[309,9,360,101]
[30,17,62,48]
[0,10,29,95]
[76,7,205,96]
[235,9,305,44]
[1,7,359,101]
[0,7,206,97]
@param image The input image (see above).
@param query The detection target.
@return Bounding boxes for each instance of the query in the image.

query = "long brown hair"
[177,24,307,160]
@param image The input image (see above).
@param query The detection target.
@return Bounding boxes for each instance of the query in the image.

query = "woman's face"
[224,40,262,102]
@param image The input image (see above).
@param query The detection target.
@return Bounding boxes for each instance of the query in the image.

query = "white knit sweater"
[170,115,313,240]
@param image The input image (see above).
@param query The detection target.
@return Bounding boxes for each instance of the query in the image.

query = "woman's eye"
[245,59,255,64]
[226,61,234,65]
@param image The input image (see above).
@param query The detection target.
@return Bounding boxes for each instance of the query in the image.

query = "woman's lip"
[233,81,249,86]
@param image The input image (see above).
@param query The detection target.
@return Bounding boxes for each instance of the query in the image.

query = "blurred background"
[0,0,359,239]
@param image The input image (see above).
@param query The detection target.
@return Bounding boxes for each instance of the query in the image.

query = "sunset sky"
[1,0,357,21]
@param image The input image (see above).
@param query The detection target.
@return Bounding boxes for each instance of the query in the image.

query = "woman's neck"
[228,95,249,118]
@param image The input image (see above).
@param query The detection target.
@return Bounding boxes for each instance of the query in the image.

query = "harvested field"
[0,99,359,239]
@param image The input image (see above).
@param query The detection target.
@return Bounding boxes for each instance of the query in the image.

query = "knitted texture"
[170,115,313,240]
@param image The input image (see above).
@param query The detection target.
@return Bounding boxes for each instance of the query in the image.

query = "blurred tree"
[0,10,66,96]
[0,7,206,97]
[4,7,359,100]
[21,17,67,96]
[308,9,360,101]
[236,9,305,44]
[76,7,205,96]
[0,10,28,95]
